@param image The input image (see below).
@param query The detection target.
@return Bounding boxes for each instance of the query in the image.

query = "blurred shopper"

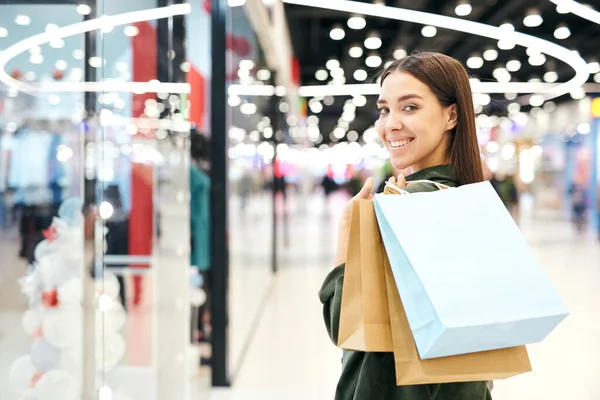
[569,181,588,234]
[320,52,491,399]
[189,129,212,349]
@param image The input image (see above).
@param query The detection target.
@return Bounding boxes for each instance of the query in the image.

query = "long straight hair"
[380,52,484,185]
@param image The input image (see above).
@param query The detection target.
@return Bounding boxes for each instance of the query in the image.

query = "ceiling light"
[349,45,363,58]
[483,49,498,61]
[393,48,407,60]
[421,25,437,37]
[45,24,59,33]
[55,60,67,70]
[492,67,511,83]
[529,53,546,66]
[0,27,7,37]
[326,59,340,70]
[499,22,514,32]
[529,94,544,107]
[365,54,382,68]
[89,56,103,68]
[530,107,543,118]
[228,95,241,107]
[466,54,484,69]
[587,61,600,74]
[15,15,31,25]
[257,69,271,80]
[48,94,61,105]
[577,123,591,134]
[544,71,559,83]
[595,73,600,83]
[330,67,344,78]
[73,49,84,60]
[455,1,472,17]
[473,93,491,105]
[526,47,541,57]
[543,101,556,112]
[25,71,36,81]
[364,34,382,50]
[309,101,323,113]
[528,77,541,83]
[50,39,65,48]
[352,95,367,107]
[315,69,328,81]
[554,25,571,40]
[77,4,92,15]
[347,15,366,30]
[330,24,345,40]
[239,59,255,70]
[570,87,586,99]
[523,9,543,27]
[497,39,515,50]
[384,61,393,68]
[505,93,518,100]
[507,103,520,113]
[506,59,521,72]
[353,69,368,81]
[555,1,572,14]
[124,25,139,37]
[30,54,43,64]
[240,102,257,115]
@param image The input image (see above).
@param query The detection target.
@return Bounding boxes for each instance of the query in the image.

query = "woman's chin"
[390,156,411,171]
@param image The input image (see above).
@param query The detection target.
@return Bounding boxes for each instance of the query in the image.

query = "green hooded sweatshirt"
[319,165,492,400]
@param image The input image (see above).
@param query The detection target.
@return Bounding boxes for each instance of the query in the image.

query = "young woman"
[319,52,490,399]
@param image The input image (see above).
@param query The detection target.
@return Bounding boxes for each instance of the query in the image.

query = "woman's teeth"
[390,139,413,148]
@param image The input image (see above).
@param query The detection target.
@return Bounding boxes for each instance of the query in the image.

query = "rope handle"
[384,179,451,195]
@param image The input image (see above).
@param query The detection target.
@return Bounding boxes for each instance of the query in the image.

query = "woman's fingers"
[396,173,407,188]
[357,177,374,199]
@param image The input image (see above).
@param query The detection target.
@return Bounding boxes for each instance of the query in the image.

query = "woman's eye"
[378,108,389,115]
[403,105,417,112]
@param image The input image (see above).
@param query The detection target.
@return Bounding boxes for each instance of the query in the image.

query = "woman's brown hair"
[379,52,484,185]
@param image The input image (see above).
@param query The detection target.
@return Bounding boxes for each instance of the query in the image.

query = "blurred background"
[0,0,598,399]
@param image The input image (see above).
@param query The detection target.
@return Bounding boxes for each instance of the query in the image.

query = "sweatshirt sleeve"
[318,264,345,345]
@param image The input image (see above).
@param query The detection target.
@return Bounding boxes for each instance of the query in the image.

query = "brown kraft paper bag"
[337,199,393,352]
[383,253,533,385]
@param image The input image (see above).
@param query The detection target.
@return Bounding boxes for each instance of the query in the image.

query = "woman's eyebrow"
[376,94,423,105]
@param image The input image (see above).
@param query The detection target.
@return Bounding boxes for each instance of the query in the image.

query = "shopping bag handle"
[384,179,451,195]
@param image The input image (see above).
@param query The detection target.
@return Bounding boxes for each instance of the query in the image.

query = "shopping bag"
[383,255,532,385]
[337,199,392,352]
[374,181,568,359]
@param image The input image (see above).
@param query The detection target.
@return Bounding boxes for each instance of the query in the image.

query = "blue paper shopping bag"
[373,181,568,360]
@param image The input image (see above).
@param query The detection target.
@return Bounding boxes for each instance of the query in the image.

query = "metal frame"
[210,0,230,387]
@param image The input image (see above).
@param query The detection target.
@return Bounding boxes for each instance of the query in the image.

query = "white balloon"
[34,240,57,263]
[31,339,61,371]
[43,308,82,349]
[96,332,126,371]
[57,278,83,305]
[17,389,39,399]
[96,300,127,333]
[22,309,43,336]
[95,271,121,299]
[59,349,82,392]
[9,355,37,393]
[35,370,77,400]
[190,288,207,307]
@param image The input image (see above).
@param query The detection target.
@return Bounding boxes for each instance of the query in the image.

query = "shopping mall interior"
[0,0,599,399]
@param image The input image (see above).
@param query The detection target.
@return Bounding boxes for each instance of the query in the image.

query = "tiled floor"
[209,193,600,400]
[1,192,599,400]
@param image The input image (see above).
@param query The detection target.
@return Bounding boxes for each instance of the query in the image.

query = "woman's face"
[375,71,457,173]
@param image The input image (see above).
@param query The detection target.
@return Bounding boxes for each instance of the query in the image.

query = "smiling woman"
[376,52,483,185]
[321,52,489,400]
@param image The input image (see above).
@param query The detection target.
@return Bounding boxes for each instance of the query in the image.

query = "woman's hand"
[335,177,374,266]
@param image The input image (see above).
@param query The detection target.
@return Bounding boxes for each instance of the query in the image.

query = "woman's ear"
[445,104,458,132]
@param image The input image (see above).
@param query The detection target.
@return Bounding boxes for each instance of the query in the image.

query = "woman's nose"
[385,113,402,132]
